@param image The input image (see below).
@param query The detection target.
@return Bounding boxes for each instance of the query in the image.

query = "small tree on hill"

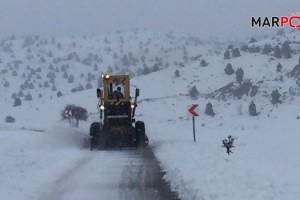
[189,86,199,99]
[274,45,281,59]
[68,75,74,83]
[224,50,230,59]
[3,81,10,87]
[271,89,282,105]
[232,48,241,57]
[24,93,32,101]
[57,91,63,97]
[205,102,215,117]
[248,101,257,116]
[262,44,272,54]
[281,41,292,59]
[249,37,257,43]
[5,115,15,123]
[276,63,283,72]
[200,59,208,67]
[277,29,285,36]
[13,98,21,107]
[224,63,234,75]
[235,68,244,83]
[175,69,180,78]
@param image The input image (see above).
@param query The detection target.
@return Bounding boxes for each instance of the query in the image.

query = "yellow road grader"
[90,74,148,150]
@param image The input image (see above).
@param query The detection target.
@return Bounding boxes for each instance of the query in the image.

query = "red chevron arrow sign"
[64,110,72,118]
[188,104,199,117]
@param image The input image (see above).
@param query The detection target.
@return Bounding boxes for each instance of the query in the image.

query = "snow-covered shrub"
[205,102,215,117]
[1,69,8,74]
[22,36,35,48]
[224,49,230,59]
[152,63,160,72]
[271,89,282,104]
[57,91,63,97]
[52,85,57,91]
[77,84,84,92]
[277,29,285,36]
[249,37,257,43]
[18,91,24,97]
[107,66,113,73]
[248,46,260,53]
[44,81,50,87]
[249,101,258,116]
[5,115,15,123]
[12,70,17,76]
[63,72,68,79]
[49,64,54,70]
[113,52,119,59]
[175,69,180,78]
[200,59,208,67]
[240,44,249,52]
[281,41,292,59]
[29,83,34,89]
[68,75,74,83]
[61,64,69,72]
[13,98,21,107]
[87,72,95,82]
[93,64,98,71]
[11,93,17,99]
[141,66,151,75]
[189,86,199,99]
[262,44,272,55]
[232,48,241,57]
[235,68,244,83]
[46,72,56,79]
[86,83,93,89]
[3,81,10,87]
[24,93,32,101]
[289,63,300,78]
[276,63,283,72]
[274,45,281,59]
[222,135,234,155]
[250,85,259,97]
[39,56,46,63]
[224,63,234,75]
[36,74,42,79]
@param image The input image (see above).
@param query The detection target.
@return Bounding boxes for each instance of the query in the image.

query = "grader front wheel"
[135,121,148,148]
[90,122,101,150]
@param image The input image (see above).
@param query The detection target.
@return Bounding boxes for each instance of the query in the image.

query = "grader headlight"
[99,105,105,111]
[104,74,110,80]
[131,104,135,109]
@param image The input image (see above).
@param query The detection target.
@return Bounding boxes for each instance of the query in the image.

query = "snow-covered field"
[1,29,300,200]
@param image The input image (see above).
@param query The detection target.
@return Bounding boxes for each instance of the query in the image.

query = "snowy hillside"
[1,29,300,200]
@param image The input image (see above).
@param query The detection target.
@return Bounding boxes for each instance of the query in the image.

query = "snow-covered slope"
[1,29,300,200]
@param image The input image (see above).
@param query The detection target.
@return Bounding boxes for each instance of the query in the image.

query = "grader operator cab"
[90,74,148,150]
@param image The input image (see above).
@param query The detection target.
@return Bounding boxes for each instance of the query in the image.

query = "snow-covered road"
[0,127,179,200]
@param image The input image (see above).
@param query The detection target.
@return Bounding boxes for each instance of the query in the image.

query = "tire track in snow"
[37,148,180,200]
[119,147,180,200]
[40,152,93,200]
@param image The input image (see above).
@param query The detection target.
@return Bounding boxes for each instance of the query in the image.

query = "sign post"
[188,104,199,142]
